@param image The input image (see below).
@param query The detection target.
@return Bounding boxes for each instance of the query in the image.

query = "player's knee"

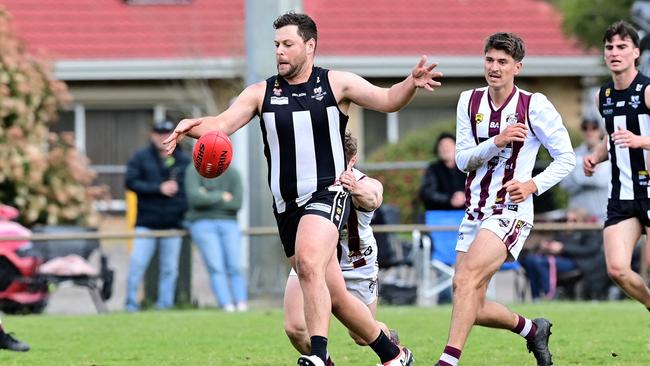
[453,270,480,292]
[607,264,629,283]
[295,258,320,283]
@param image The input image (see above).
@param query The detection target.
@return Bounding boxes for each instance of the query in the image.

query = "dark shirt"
[419,160,466,210]
[125,143,190,229]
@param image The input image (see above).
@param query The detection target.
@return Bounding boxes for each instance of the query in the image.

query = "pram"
[0,206,49,314]
[0,205,114,314]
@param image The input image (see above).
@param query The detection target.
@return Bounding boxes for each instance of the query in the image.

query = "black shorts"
[274,188,351,257]
[604,198,650,228]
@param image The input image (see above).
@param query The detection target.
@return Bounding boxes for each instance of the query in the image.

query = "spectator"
[560,118,610,223]
[419,132,466,211]
[520,209,609,300]
[124,120,190,312]
[184,163,247,312]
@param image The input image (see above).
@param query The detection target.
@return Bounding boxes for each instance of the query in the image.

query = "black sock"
[647,307,650,313]
[369,331,400,363]
[310,335,328,363]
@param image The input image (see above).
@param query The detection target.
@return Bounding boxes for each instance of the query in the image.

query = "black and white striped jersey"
[260,67,349,213]
[599,72,650,200]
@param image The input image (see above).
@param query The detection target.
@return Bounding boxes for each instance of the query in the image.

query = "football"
[193,130,233,178]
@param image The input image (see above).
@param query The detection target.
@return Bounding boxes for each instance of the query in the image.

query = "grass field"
[1,301,649,365]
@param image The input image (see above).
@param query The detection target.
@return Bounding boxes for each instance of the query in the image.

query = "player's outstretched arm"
[163,82,264,155]
[331,55,442,113]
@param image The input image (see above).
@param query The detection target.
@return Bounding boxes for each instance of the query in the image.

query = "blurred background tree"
[0,8,107,227]
[552,0,635,49]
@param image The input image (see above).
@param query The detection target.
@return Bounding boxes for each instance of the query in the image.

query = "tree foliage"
[0,8,107,227]
[552,0,635,49]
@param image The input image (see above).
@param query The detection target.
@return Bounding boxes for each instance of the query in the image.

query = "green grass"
[1,301,649,365]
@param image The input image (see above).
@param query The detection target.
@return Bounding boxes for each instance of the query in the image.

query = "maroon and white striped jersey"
[455,86,575,224]
[339,168,377,275]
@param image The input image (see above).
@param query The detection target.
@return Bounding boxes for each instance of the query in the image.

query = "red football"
[193,130,233,178]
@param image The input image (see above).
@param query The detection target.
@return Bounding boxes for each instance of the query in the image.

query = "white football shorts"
[456,214,533,260]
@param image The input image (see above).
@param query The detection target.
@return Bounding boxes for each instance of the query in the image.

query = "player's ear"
[513,61,523,76]
[306,38,316,56]
[348,155,357,170]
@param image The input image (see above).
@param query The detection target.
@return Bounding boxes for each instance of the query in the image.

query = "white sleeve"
[529,93,576,195]
[455,90,501,173]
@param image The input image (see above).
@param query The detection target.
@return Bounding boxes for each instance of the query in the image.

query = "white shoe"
[297,355,325,366]
[223,304,235,312]
[377,347,414,366]
[236,302,248,312]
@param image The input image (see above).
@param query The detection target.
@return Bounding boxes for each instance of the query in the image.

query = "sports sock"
[369,331,400,363]
[512,314,537,341]
[310,335,328,363]
[646,307,650,313]
[438,345,462,366]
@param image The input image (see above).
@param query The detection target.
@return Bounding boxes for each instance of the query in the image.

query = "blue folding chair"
[423,210,465,299]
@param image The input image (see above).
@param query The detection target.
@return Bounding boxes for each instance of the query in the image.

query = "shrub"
[0,8,107,227]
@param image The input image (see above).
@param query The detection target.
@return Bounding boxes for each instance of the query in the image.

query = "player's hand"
[222,191,233,202]
[163,118,204,155]
[504,179,537,203]
[583,154,599,177]
[339,160,357,193]
[411,55,443,91]
[611,126,643,149]
[494,123,528,148]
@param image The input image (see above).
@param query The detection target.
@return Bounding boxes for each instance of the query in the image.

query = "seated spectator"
[519,209,609,300]
[419,132,466,211]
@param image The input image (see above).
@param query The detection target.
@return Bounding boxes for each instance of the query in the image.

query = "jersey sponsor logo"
[475,113,484,123]
[636,84,643,92]
[639,170,649,186]
[603,97,614,107]
[489,121,500,128]
[273,79,282,96]
[605,88,611,97]
[311,86,326,101]
[506,203,519,212]
[291,92,306,97]
[498,218,510,228]
[270,96,289,105]
[602,109,613,115]
[305,202,332,214]
[616,101,625,107]
[630,95,641,109]
[506,113,519,126]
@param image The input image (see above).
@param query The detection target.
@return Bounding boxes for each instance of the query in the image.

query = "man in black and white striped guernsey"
[164,12,442,366]
[585,20,650,339]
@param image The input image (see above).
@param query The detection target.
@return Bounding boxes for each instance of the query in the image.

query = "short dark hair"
[273,12,318,46]
[434,132,455,156]
[344,130,357,162]
[604,20,640,66]
[603,20,640,48]
[484,32,526,62]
